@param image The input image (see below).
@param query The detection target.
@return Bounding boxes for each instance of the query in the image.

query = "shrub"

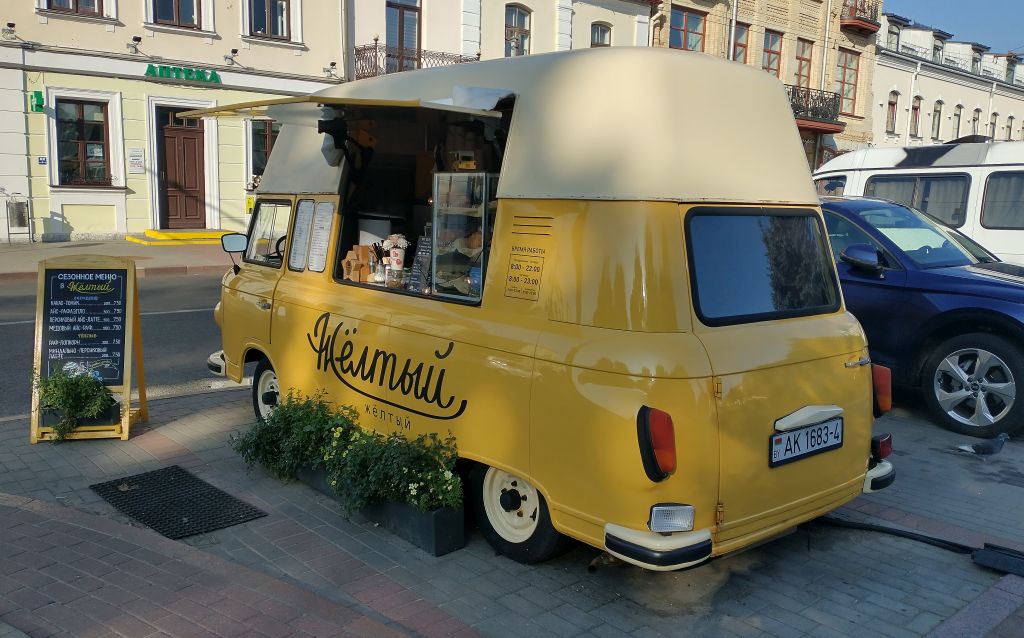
[325,429,462,513]
[35,368,116,442]
[231,390,357,480]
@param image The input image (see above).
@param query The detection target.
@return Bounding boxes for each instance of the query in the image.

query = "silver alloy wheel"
[256,368,280,420]
[934,347,1016,428]
[481,467,540,544]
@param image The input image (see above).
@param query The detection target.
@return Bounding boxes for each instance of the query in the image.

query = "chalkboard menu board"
[408,223,432,294]
[40,268,128,385]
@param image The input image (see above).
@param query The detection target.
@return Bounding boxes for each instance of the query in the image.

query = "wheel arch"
[911,309,1024,386]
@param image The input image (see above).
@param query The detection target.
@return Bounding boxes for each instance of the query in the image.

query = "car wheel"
[471,465,571,563]
[252,358,280,421]
[922,333,1024,438]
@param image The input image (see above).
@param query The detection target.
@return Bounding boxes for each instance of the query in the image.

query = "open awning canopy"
[178,95,500,120]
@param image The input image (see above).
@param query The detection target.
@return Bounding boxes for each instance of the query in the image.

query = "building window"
[972,53,981,74]
[886,91,899,134]
[732,23,749,63]
[591,23,610,47]
[972,108,982,135]
[953,105,962,137]
[886,24,900,49]
[386,0,420,72]
[990,112,999,138]
[1008,60,1017,84]
[669,7,706,52]
[55,99,110,186]
[762,30,783,78]
[932,40,943,63]
[931,101,943,140]
[908,97,922,137]
[835,49,858,114]
[251,120,281,179]
[250,0,289,39]
[47,0,102,14]
[154,0,199,28]
[795,39,813,89]
[505,5,530,57]
[1008,116,1015,141]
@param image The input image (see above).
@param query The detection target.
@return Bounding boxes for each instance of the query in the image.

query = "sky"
[883,0,1022,54]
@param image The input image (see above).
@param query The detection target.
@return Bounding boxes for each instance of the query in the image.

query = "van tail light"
[637,406,676,482]
[872,364,892,416]
[871,433,893,465]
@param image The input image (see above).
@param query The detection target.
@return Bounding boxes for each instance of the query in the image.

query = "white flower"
[382,234,410,250]
[443,470,453,480]
[408,483,418,496]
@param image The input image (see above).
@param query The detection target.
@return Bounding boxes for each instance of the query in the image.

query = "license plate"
[769,417,843,467]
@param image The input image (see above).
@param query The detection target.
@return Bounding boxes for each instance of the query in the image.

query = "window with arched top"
[505,5,531,57]
[909,96,922,137]
[972,108,982,135]
[1008,116,1016,141]
[931,101,943,140]
[886,24,900,50]
[953,105,963,137]
[990,112,999,138]
[591,23,611,47]
[886,91,899,134]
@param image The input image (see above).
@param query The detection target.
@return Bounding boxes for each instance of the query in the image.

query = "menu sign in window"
[41,268,127,386]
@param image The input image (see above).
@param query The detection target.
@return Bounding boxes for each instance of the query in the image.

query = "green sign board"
[144,64,222,85]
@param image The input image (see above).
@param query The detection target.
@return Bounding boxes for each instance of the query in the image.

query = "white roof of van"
[815,141,1024,174]
[261,47,816,203]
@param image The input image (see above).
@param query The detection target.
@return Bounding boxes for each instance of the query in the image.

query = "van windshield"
[686,208,840,326]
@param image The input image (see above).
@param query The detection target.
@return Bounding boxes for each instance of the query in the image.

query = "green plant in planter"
[231,390,358,480]
[34,368,117,442]
[326,429,462,513]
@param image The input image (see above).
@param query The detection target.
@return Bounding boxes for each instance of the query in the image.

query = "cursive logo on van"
[306,312,468,420]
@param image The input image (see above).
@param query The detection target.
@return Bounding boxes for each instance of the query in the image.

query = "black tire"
[922,332,1024,438]
[471,465,571,564]
[252,358,280,421]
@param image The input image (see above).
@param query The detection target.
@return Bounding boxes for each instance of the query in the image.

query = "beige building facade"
[650,0,881,167]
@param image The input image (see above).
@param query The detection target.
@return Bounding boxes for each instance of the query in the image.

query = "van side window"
[864,174,969,227]
[245,200,292,267]
[685,208,840,326]
[815,176,846,196]
[981,172,1024,230]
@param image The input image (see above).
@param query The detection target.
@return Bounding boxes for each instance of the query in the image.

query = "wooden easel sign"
[30,255,148,443]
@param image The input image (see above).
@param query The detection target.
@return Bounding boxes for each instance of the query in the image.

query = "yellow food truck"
[197,47,894,571]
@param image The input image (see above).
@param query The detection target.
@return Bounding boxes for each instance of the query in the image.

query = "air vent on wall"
[511,216,553,236]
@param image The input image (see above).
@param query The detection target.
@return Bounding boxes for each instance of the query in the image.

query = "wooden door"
[159,109,206,229]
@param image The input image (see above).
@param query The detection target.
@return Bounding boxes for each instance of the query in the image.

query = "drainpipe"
[340,0,349,81]
[988,81,996,141]
[820,0,833,90]
[727,0,738,60]
[904,61,921,145]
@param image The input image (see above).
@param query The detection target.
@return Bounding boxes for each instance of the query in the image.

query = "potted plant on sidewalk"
[35,365,119,442]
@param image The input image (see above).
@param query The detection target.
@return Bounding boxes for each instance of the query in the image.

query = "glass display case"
[432,172,499,300]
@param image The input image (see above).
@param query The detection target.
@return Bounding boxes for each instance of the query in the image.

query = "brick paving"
[0,386,1021,637]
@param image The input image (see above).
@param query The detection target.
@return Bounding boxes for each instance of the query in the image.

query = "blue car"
[821,197,1024,438]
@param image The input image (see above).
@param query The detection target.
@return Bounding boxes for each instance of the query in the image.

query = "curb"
[0,264,228,282]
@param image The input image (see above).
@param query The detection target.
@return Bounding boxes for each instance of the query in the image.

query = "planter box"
[296,465,466,557]
[40,402,121,428]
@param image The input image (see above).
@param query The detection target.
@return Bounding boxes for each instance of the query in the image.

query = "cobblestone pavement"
[0,387,1021,637]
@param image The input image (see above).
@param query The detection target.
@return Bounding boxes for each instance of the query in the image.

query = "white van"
[813,141,1024,264]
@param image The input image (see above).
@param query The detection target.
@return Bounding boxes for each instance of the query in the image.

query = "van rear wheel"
[471,465,570,563]
[252,358,280,421]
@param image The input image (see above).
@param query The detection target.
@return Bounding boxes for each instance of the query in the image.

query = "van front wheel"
[252,358,280,421]
[472,465,570,563]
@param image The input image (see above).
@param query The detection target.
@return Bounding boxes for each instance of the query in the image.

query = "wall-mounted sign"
[128,148,145,174]
[144,64,222,85]
[37,157,47,165]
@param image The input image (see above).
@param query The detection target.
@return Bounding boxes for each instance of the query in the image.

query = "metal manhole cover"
[90,465,266,539]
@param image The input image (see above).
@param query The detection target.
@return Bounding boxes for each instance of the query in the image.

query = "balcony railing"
[785,85,843,125]
[353,39,479,80]
[840,0,880,33]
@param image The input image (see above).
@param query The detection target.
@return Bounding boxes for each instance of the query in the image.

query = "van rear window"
[686,208,840,326]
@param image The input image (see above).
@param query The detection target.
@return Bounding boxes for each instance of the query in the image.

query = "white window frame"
[45,87,125,189]
[144,0,216,33]
[241,0,304,45]
[35,0,118,20]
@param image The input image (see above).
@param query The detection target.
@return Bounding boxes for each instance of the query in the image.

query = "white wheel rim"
[482,467,540,544]
[934,347,1016,428]
[256,369,280,420]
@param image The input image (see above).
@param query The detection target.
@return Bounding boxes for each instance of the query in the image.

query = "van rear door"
[683,206,873,553]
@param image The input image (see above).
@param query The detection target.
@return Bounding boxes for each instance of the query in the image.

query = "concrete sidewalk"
[0,386,1022,637]
[0,240,232,281]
